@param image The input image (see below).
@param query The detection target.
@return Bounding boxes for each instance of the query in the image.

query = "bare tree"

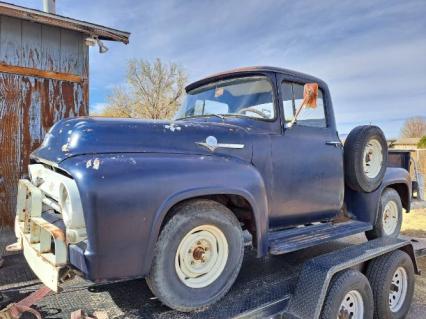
[400,116,426,138]
[101,58,187,119]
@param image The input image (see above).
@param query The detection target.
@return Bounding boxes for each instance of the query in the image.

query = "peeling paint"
[61,143,69,152]
[164,123,182,132]
[92,158,100,170]
[0,72,88,226]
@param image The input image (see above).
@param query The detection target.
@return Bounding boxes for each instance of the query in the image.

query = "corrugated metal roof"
[0,1,130,44]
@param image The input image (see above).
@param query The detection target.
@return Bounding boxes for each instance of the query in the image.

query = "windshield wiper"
[176,114,226,121]
[210,114,225,120]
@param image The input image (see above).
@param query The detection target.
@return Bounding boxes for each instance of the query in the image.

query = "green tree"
[418,136,426,148]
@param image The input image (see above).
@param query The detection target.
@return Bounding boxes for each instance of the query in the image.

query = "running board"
[268,220,372,255]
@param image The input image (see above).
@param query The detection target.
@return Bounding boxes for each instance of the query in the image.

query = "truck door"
[269,80,344,228]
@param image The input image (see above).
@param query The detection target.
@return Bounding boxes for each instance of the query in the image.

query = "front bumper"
[13,179,67,291]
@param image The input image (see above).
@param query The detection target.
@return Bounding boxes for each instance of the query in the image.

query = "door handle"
[325,141,343,148]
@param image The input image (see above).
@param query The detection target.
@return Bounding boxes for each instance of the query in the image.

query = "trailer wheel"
[321,269,373,319]
[366,250,415,319]
[344,125,387,193]
[366,188,403,240]
[146,199,244,312]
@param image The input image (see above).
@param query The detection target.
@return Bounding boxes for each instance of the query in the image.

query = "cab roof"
[186,66,327,92]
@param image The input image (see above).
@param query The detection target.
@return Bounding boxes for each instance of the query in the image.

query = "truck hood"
[32,117,253,164]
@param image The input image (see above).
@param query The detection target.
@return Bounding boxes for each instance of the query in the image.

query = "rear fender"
[345,167,411,224]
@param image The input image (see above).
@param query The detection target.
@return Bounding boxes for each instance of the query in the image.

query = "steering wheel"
[237,107,269,119]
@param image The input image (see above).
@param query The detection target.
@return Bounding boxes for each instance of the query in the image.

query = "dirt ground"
[402,207,426,318]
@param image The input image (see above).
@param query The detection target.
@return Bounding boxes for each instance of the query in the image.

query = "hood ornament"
[196,136,244,152]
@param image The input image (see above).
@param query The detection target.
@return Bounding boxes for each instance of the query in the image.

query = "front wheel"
[146,199,244,312]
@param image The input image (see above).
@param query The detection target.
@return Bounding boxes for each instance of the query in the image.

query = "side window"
[281,82,327,128]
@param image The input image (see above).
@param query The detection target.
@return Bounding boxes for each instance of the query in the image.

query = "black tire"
[146,199,244,312]
[321,269,374,319]
[366,250,415,319]
[344,125,388,192]
[366,188,403,240]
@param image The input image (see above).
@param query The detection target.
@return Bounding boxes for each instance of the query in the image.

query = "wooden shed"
[0,2,129,227]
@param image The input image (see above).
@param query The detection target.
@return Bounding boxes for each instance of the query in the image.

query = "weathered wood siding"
[0,16,88,226]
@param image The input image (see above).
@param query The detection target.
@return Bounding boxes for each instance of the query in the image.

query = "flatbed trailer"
[1,234,425,319]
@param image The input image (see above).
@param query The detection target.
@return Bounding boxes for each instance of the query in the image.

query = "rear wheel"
[344,125,387,193]
[320,269,373,319]
[146,199,244,312]
[366,188,402,240]
[366,250,415,319]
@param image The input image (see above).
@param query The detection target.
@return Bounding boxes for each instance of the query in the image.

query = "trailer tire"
[366,250,415,319]
[146,199,244,312]
[366,188,403,240]
[344,125,387,193]
[321,269,373,319]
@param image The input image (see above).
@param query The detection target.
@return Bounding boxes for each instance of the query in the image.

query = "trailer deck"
[1,234,425,319]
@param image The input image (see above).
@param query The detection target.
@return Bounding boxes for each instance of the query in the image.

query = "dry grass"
[401,208,426,238]
[402,207,426,318]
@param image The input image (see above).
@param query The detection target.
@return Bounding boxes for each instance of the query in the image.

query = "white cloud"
[90,102,107,115]
[14,0,426,137]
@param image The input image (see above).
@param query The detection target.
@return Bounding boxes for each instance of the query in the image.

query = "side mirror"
[303,83,319,109]
[287,82,319,127]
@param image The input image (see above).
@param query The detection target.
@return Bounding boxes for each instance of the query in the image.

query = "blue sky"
[14,0,426,138]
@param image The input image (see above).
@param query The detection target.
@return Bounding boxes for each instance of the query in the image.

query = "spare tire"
[344,125,387,192]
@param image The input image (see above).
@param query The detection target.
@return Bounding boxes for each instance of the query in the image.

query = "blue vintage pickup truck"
[11,66,411,312]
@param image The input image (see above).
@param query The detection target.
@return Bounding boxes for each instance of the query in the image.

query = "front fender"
[345,167,411,224]
[60,153,268,281]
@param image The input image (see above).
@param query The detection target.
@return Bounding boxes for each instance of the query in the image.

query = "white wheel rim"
[389,266,408,312]
[382,200,399,235]
[175,224,229,288]
[363,139,383,179]
[338,290,364,319]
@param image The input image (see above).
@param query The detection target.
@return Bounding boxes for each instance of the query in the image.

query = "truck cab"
[11,66,411,312]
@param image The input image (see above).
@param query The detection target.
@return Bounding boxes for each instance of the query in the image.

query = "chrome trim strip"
[196,135,245,152]
[196,142,245,152]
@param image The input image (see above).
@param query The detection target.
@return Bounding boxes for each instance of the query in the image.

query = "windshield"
[175,76,275,120]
